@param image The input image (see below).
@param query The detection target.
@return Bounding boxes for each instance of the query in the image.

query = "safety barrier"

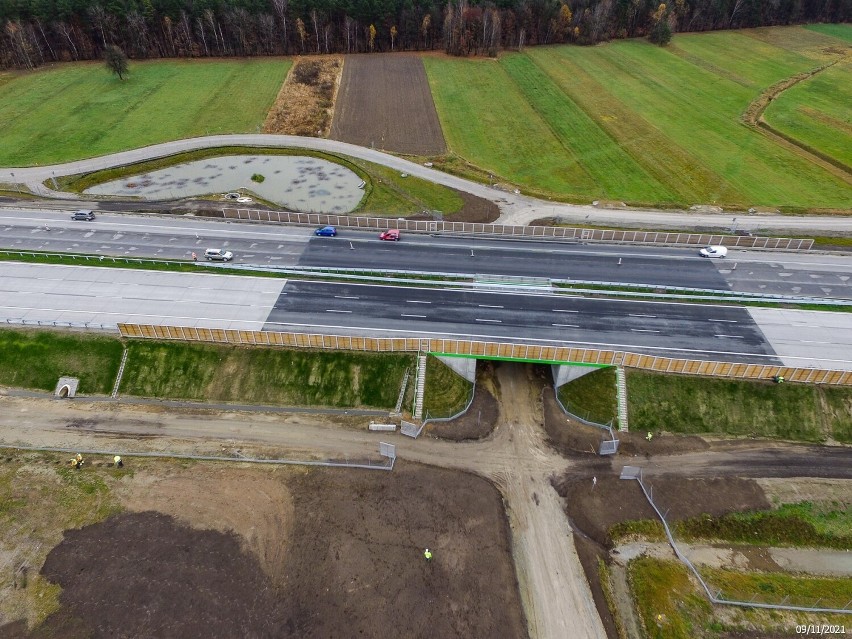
[118,324,852,386]
[221,208,813,250]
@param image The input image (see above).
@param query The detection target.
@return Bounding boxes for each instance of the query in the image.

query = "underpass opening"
[428,354,618,454]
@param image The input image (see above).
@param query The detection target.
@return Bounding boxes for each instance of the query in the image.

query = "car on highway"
[699,245,728,258]
[204,248,233,262]
[71,210,95,221]
[315,225,337,237]
[379,229,401,241]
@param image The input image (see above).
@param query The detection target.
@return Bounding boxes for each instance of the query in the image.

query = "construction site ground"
[1,362,851,639]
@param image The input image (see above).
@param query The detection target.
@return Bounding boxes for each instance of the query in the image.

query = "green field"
[763,62,852,170]
[626,371,852,443]
[425,25,852,209]
[0,59,289,166]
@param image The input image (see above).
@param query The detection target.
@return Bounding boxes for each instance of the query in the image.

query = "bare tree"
[271,0,288,53]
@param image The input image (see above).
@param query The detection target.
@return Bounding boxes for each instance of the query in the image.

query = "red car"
[379,229,401,241]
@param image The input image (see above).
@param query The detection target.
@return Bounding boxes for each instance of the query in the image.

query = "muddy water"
[84,155,365,213]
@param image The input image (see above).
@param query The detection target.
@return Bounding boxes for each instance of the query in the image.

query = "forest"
[1,0,849,68]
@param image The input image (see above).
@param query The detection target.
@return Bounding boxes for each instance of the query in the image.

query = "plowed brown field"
[330,55,446,155]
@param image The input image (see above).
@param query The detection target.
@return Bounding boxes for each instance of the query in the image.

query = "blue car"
[315,225,337,237]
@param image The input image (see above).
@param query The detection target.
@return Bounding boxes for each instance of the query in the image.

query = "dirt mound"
[39,511,287,638]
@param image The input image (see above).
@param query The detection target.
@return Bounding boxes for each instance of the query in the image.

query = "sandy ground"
[0,363,608,639]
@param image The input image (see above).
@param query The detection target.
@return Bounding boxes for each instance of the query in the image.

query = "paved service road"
[3,208,851,299]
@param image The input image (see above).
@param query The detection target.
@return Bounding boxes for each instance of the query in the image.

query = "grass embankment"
[0,451,128,627]
[0,327,412,409]
[556,366,616,425]
[612,500,851,549]
[0,329,123,394]
[422,355,473,419]
[628,557,850,639]
[426,25,852,210]
[121,341,412,408]
[0,59,289,166]
[627,371,852,443]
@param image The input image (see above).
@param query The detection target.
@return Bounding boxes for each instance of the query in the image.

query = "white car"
[204,248,233,262]
[699,245,728,258]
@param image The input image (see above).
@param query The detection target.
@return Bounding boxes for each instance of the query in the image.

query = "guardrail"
[222,207,814,250]
[118,324,852,386]
[6,318,119,331]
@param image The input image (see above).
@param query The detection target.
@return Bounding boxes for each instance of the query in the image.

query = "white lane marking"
[709,319,737,323]
[631,329,660,333]
[334,295,359,299]
[475,318,501,323]
[715,334,744,339]
[478,304,504,308]
[406,300,431,304]
[326,309,352,313]
[629,313,656,318]
[552,323,579,328]
[553,309,579,313]
[401,314,427,318]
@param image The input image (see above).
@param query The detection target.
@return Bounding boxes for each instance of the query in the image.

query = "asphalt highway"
[263,280,780,363]
[2,208,851,298]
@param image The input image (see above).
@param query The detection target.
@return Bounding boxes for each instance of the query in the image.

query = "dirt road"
[0,364,608,639]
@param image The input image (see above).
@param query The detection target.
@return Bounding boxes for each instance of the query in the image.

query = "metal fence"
[118,324,852,386]
[222,207,813,250]
[620,466,851,615]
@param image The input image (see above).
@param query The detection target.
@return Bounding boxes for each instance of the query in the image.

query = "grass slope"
[556,367,616,425]
[626,371,852,443]
[0,329,123,394]
[0,59,289,166]
[121,341,412,408]
[422,356,473,418]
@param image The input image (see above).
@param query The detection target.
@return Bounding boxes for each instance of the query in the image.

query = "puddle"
[83,155,365,213]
